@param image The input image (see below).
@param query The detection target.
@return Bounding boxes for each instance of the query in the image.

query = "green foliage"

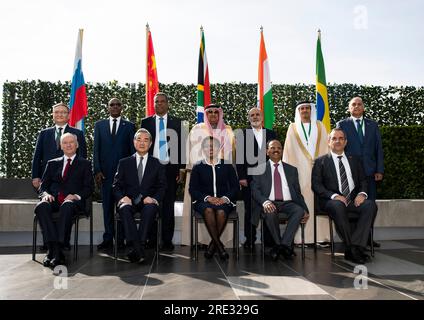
[1,80,423,199]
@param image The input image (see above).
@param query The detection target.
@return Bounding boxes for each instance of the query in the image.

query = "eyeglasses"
[109,103,122,107]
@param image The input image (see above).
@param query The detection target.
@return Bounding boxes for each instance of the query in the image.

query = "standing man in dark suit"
[140,92,183,251]
[112,129,167,263]
[93,98,136,250]
[32,102,87,251]
[312,128,378,264]
[337,96,383,247]
[336,97,384,201]
[34,133,94,268]
[236,107,276,249]
[251,140,309,261]
[32,102,87,191]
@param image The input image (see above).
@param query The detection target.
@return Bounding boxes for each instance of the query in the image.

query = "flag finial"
[200,25,204,32]
[260,25,263,32]
[146,23,150,30]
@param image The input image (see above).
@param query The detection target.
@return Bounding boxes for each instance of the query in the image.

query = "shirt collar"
[203,157,220,166]
[55,123,68,130]
[156,114,168,121]
[110,116,121,122]
[64,154,76,162]
[351,115,364,122]
[331,151,346,159]
[269,159,283,167]
[136,152,147,161]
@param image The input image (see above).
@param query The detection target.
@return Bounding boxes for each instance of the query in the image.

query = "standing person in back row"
[93,98,135,251]
[337,96,384,247]
[32,102,87,251]
[141,92,183,251]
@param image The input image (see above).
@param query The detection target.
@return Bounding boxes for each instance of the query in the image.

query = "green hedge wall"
[1,80,423,199]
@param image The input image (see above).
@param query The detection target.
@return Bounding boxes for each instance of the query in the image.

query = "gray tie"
[138,157,143,185]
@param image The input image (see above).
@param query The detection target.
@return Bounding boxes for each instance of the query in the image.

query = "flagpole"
[146,23,149,117]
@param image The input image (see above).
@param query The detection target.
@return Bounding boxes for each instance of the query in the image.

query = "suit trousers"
[159,165,177,244]
[324,199,377,248]
[366,176,377,201]
[118,203,157,246]
[35,200,79,244]
[101,178,123,242]
[242,185,273,246]
[263,201,304,247]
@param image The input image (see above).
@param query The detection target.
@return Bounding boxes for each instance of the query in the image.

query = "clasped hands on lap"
[42,194,79,202]
[119,195,158,208]
[333,194,366,207]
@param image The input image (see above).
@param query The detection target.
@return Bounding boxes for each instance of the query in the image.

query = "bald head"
[348,96,365,118]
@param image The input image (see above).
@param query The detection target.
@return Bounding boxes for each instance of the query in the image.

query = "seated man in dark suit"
[189,136,239,260]
[251,140,309,261]
[112,128,167,263]
[312,128,378,264]
[34,133,94,268]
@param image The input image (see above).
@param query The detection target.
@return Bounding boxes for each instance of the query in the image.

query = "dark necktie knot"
[337,155,343,160]
[112,119,117,137]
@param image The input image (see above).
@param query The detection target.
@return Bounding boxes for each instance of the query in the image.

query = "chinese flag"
[146,25,159,117]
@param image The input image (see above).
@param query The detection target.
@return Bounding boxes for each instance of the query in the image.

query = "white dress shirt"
[135,152,148,179]
[55,123,68,140]
[109,116,121,134]
[264,160,292,206]
[61,154,80,200]
[330,152,356,200]
[252,127,263,147]
[351,116,365,136]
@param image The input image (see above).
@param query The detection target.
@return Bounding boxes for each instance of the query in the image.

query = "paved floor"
[0,240,423,300]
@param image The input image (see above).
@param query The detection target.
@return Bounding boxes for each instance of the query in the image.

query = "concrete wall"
[0,199,423,246]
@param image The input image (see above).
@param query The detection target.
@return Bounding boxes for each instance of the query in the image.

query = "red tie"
[274,163,283,201]
[58,158,72,204]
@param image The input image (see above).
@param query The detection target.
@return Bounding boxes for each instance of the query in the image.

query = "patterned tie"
[56,127,63,149]
[338,156,351,205]
[273,163,283,201]
[137,157,144,185]
[58,158,71,204]
[158,117,167,161]
[111,118,117,138]
[356,119,364,144]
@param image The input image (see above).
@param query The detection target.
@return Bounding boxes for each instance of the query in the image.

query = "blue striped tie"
[159,117,167,161]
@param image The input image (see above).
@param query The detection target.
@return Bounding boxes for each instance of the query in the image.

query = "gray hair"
[134,128,152,141]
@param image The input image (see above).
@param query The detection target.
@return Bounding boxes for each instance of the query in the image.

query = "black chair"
[313,195,374,257]
[190,203,239,261]
[259,214,306,261]
[32,197,93,262]
[113,207,161,260]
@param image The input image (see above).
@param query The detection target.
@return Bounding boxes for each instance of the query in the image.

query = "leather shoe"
[218,249,229,260]
[50,252,66,268]
[204,242,216,259]
[345,248,365,264]
[356,246,371,262]
[127,248,145,263]
[269,247,280,261]
[43,255,53,267]
[97,240,113,250]
[63,243,71,251]
[279,245,294,260]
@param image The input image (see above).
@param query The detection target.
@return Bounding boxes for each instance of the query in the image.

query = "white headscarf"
[294,102,318,158]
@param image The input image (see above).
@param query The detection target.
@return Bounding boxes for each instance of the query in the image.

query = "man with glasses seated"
[93,98,135,251]
[312,128,377,264]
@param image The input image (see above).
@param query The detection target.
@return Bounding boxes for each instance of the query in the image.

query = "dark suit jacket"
[336,118,384,176]
[189,160,239,204]
[32,125,87,179]
[236,127,277,181]
[38,156,94,210]
[140,114,183,175]
[312,153,368,210]
[112,154,167,204]
[93,118,135,180]
[251,161,308,226]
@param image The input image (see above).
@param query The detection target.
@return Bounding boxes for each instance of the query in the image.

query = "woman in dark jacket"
[189,136,239,260]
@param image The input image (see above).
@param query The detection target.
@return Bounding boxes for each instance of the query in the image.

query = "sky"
[0,0,423,86]
[0,0,423,136]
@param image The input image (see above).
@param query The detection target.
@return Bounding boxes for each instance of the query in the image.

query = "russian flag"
[69,29,88,131]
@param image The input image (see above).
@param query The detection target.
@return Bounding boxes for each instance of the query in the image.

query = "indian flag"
[316,29,331,133]
[257,28,274,130]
